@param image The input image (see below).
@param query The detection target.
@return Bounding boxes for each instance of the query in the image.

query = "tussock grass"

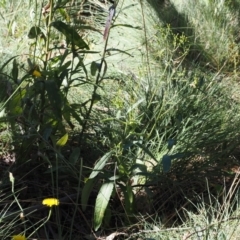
[130,175,240,240]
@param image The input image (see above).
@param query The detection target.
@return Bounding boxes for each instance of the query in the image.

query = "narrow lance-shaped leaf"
[123,184,134,214]
[134,142,157,162]
[51,21,89,49]
[103,59,107,78]
[9,89,26,116]
[56,133,68,147]
[111,24,142,30]
[106,48,133,57]
[57,8,70,22]
[94,182,114,231]
[0,56,19,72]
[89,151,112,179]
[81,178,96,211]
[126,98,144,114]
[11,59,18,84]
[69,147,80,165]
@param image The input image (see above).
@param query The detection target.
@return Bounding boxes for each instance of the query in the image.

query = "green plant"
[1,0,240,239]
[80,1,240,232]
[0,0,101,237]
[127,177,240,240]
[0,172,60,239]
[80,0,154,231]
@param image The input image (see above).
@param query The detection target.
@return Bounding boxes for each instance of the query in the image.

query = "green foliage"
[0,0,100,155]
[0,0,110,236]
[1,0,240,239]
[93,182,114,231]
[50,21,89,49]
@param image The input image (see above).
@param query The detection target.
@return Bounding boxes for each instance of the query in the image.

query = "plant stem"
[27,208,52,238]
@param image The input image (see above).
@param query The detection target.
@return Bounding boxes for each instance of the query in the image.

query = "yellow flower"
[42,198,59,207]
[12,235,27,240]
[32,70,41,77]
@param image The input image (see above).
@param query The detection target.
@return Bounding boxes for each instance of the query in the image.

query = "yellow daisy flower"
[42,198,59,207]
[32,70,41,77]
[12,235,27,240]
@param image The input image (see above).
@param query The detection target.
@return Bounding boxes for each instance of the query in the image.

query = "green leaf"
[56,133,68,146]
[106,48,133,57]
[119,184,135,215]
[28,26,42,39]
[92,93,101,104]
[58,60,71,73]
[51,21,89,49]
[81,178,96,211]
[126,98,144,114]
[76,25,101,34]
[57,8,70,22]
[11,59,18,84]
[66,104,83,125]
[112,24,142,30]
[90,61,99,76]
[134,142,157,162]
[8,89,26,116]
[77,57,89,78]
[102,59,108,79]
[125,184,134,214]
[69,147,80,165]
[45,80,62,119]
[62,104,75,129]
[0,56,18,72]
[162,155,171,172]
[94,182,114,231]
[89,151,112,179]
[103,204,112,227]
[77,50,99,54]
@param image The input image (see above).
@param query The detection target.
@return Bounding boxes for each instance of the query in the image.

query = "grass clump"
[131,176,240,240]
